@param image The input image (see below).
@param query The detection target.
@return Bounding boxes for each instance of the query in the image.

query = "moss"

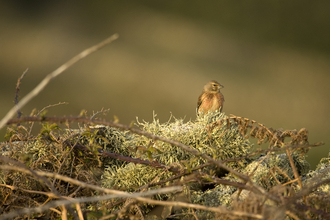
[102,163,173,193]
[98,112,254,216]
[101,112,252,191]
[244,153,310,189]
[80,125,133,167]
[304,151,330,193]
[191,184,235,207]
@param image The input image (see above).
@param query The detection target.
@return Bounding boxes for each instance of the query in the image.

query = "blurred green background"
[0,1,329,168]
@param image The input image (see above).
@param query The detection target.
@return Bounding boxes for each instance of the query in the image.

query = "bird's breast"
[198,93,223,114]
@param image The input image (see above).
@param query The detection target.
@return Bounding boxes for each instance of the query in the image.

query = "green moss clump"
[304,152,330,193]
[131,112,252,167]
[103,163,172,193]
[300,151,330,218]
[243,153,310,189]
[80,126,133,167]
[101,112,252,191]
[191,184,235,207]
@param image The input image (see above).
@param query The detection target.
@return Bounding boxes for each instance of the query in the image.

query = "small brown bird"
[197,80,224,115]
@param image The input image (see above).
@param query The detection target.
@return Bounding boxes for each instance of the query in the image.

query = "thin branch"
[14,68,29,120]
[286,148,302,188]
[72,143,178,172]
[146,163,212,188]
[0,184,59,198]
[0,155,60,196]
[0,34,119,130]
[90,108,111,120]
[137,197,263,219]
[29,102,68,135]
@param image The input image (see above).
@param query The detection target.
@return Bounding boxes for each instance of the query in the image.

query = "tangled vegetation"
[0,109,329,220]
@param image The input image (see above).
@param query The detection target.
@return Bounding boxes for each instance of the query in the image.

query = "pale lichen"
[101,112,252,191]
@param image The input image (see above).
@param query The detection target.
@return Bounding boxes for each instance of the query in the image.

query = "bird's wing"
[196,93,204,113]
[216,92,225,112]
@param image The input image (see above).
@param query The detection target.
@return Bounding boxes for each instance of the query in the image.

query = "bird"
[197,80,224,115]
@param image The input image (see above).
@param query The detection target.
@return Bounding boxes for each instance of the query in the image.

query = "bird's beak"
[220,84,224,89]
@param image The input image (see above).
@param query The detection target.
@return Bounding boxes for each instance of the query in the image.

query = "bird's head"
[204,80,224,93]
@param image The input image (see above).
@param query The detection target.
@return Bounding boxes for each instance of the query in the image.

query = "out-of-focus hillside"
[0,1,329,168]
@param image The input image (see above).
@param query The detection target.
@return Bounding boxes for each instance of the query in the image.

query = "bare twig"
[286,148,303,188]
[75,203,84,220]
[72,143,177,172]
[29,102,68,135]
[14,68,28,120]
[90,108,111,120]
[0,34,119,130]
[138,197,263,219]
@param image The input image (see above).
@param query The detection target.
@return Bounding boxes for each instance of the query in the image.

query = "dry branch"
[14,68,28,120]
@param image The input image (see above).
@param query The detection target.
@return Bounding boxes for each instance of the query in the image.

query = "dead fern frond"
[208,114,310,150]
